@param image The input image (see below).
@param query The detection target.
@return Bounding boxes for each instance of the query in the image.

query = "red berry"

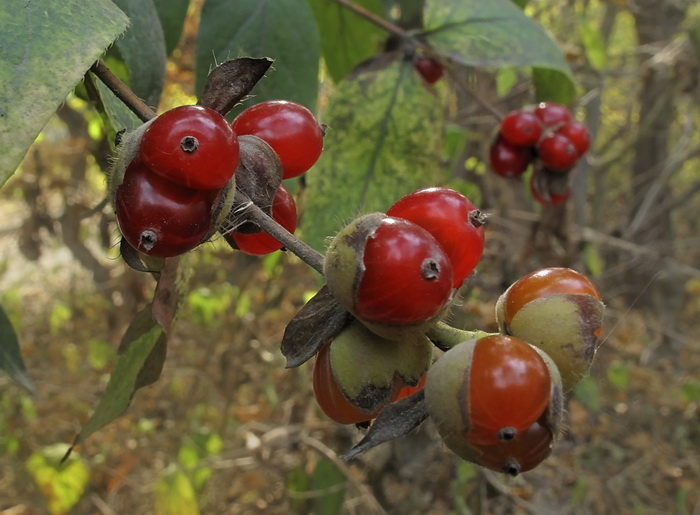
[355,217,453,326]
[489,135,532,178]
[414,57,443,84]
[557,121,590,156]
[387,187,485,288]
[313,343,399,424]
[537,133,578,171]
[499,111,543,147]
[232,100,324,179]
[140,105,239,191]
[467,335,552,446]
[503,267,602,328]
[115,159,216,257]
[225,184,298,255]
[533,102,573,128]
[529,173,570,206]
[471,419,553,476]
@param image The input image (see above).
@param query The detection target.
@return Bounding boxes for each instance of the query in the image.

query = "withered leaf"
[281,285,352,368]
[341,390,428,461]
[198,57,274,116]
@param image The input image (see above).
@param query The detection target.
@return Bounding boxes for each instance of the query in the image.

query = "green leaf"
[301,58,445,251]
[0,304,35,394]
[422,0,573,82]
[26,444,89,515]
[310,458,346,515]
[195,0,320,114]
[579,18,608,71]
[0,0,129,185]
[153,0,190,55]
[308,0,385,82]
[532,66,577,105]
[70,308,164,450]
[154,466,200,515]
[112,0,167,109]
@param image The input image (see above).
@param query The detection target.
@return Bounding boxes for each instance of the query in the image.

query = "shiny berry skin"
[499,111,543,147]
[466,335,552,446]
[232,100,323,179]
[502,267,602,328]
[225,184,298,255]
[472,419,553,476]
[313,343,399,425]
[537,133,578,171]
[387,187,485,288]
[533,102,572,128]
[414,57,443,84]
[489,135,532,178]
[557,121,590,156]
[355,217,454,326]
[115,159,216,257]
[140,105,239,191]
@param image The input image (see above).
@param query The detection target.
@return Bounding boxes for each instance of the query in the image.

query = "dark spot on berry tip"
[421,259,440,281]
[503,459,521,477]
[139,230,158,251]
[498,426,517,441]
[180,136,199,153]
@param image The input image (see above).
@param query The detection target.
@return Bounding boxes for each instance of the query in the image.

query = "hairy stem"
[426,321,496,350]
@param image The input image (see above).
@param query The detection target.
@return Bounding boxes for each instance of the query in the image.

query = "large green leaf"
[0,304,34,394]
[195,0,320,114]
[301,58,445,252]
[153,0,190,55]
[0,0,129,185]
[112,0,167,109]
[308,0,385,82]
[422,0,573,83]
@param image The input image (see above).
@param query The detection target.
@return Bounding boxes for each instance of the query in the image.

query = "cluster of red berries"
[315,211,604,477]
[489,102,591,205]
[313,187,485,425]
[112,100,323,258]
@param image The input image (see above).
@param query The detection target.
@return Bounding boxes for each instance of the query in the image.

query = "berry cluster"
[426,267,604,475]
[112,100,323,258]
[114,105,239,257]
[315,187,485,423]
[314,210,604,477]
[223,100,323,255]
[489,102,591,205]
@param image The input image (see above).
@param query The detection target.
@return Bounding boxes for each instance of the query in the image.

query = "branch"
[333,0,504,120]
[90,60,156,122]
[232,191,326,275]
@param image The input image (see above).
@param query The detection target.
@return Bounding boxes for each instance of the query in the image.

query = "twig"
[332,0,504,120]
[233,191,325,275]
[90,60,156,122]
